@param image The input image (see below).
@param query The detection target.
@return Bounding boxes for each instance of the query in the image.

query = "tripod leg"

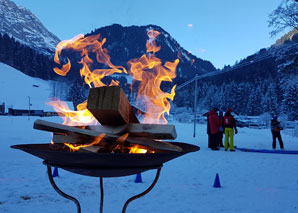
[46,165,81,213]
[122,167,162,213]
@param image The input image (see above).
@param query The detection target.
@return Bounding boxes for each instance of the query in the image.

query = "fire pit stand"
[11,142,199,212]
[44,161,162,213]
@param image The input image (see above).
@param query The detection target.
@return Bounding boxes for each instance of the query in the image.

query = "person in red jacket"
[208,107,222,151]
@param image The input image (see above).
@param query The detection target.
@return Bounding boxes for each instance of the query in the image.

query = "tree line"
[0,33,57,80]
[174,51,298,120]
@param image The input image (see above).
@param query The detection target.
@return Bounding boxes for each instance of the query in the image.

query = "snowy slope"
[0,0,60,55]
[0,62,52,111]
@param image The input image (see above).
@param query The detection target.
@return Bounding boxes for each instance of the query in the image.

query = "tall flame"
[53,34,84,76]
[50,29,179,126]
[50,34,127,126]
[128,29,179,124]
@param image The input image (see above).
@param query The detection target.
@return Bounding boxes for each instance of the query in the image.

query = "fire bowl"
[11,142,199,177]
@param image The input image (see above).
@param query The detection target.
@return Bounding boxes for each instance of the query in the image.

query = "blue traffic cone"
[52,167,59,178]
[135,173,143,183]
[213,173,221,188]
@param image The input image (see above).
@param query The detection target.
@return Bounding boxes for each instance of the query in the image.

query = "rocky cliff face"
[0,0,60,55]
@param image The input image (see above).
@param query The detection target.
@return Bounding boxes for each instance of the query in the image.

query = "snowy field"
[0,116,298,213]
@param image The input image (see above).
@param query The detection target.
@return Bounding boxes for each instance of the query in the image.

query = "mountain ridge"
[86,24,217,80]
[1,0,297,119]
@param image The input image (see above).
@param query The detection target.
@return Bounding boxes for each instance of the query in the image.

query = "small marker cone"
[213,173,221,188]
[135,173,143,183]
[52,167,59,178]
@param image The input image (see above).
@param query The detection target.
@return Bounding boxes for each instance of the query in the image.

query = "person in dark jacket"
[208,108,222,151]
[223,108,238,151]
[207,113,211,148]
[271,116,284,149]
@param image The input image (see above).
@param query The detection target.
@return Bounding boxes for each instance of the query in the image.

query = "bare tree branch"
[268,0,298,37]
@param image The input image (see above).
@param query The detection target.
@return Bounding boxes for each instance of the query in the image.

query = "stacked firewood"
[34,86,181,153]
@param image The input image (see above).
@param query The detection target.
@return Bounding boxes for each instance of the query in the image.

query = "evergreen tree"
[247,85,262,115]
[282,84,298,120]
[68,80,88,110]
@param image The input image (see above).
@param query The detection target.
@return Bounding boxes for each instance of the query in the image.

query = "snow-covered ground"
[0,116,298,213]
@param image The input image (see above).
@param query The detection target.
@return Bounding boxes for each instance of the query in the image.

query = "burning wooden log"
[124,136,182,152]
[79,146,101,153]
[53,134,95,144]
[34,85,181,153]
[35,119,177,140]
[87,123,177,139]
[34,119,182,152]
[87,86,139,125]
[34,119,100,137]
[126,123,177,139]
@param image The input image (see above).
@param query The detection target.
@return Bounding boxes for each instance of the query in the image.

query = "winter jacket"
[207,114,211,134]
[271,119,282,132]
[208,110,222,134]
[223,112,237,129]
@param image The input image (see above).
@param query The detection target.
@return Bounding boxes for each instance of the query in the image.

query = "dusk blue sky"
[13,0,284,69]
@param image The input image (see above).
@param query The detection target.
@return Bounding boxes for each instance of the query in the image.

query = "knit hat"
[227,108,232,113]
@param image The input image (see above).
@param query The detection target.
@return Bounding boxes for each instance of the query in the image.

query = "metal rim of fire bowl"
[11,142,199,177]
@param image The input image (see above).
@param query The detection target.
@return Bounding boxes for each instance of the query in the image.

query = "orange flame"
[47,99,98,126]
[129,145,149,154]
[53,34,84,76]
[111,133,129,152]
[50,29,179,127]
[146,30,161,54]
[51,33,128,126]
[128,29,179,124]
[191,58,195,66]
[65,133,105,152]
[54,34,126,88]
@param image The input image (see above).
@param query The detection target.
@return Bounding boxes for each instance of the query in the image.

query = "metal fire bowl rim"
[11,141,200,155]
[11,142,199,177]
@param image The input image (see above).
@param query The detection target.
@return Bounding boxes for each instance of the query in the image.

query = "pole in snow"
[193,75,198,138]
[28,96,31,120]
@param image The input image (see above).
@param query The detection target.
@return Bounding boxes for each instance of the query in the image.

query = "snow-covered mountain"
[271,29,298,73]
[0,0,60,55]
[64,24,217,82]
